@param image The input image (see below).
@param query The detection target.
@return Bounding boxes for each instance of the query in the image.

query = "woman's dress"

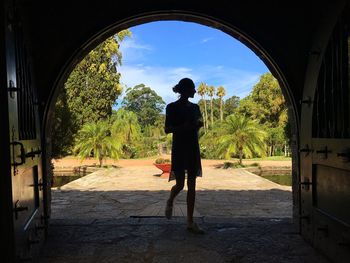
[165,101,202,181]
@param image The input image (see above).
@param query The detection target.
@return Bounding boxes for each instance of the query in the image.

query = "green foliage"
[216,115,267,164]
[52,30,131,157]
[235,72,289,156]
[221,161,260,169]
[122,84,165,128]
[74,120,122,167]
[65,31,130,124]
[224,95,240,116]
[110,109,142,158]
[51,92,77,157]
[222,161,245,169]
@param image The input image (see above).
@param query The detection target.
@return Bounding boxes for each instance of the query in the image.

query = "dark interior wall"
[16,0,335,125]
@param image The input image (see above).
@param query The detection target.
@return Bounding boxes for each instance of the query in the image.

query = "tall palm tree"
[207,85,215,127]
[74,120,122,167]
[216,86,226,122]
[217,115,267,165]
[197,82,209,130]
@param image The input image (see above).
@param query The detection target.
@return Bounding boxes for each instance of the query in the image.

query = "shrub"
[222,161,245,169]
[155,157,171,164]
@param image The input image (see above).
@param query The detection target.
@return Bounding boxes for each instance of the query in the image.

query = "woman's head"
[173,78,196,98]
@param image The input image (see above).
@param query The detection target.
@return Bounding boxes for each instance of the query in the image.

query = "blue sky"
[116,21,269,107]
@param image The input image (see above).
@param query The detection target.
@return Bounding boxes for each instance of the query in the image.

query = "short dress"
[165,101,203,182]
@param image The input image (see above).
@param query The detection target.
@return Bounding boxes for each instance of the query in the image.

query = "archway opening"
[42,13,304,262]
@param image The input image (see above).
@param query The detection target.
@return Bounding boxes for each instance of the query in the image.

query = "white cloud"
[200,37,214,43]
[119,36,153,63]
[117,65,198,106]
[116,64,264,108]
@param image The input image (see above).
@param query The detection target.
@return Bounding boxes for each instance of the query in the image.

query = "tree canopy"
[52,30,131,156]
[122,84,166,128]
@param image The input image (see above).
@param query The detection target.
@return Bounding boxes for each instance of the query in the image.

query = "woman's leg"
[168,171,185,205]
[186,172,204,233]
[186,173,196,225]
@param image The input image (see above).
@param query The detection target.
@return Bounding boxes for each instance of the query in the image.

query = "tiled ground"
[38,166,329,262]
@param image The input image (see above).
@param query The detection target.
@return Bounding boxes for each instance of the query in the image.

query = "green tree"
[53,30,131,156]
[122,84,165,128]
[216,86,226,122]
[197,82,209,130]
[65,30,130,124]
[224,95,240,117]
[74,120,122,167]
[217,115,267,165]
[111,109,141,143]
[51,92,77,157]
[236,72,288,155]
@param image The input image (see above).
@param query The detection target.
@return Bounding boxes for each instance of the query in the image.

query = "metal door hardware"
[10,141,26,166]
[300,178,312,191]
[316,146,331,159]
[13,200,28,219]
[299,144,313,156]
[337,150,350,162]
[35,178,45,191]
[300,96,313,106]
[25,148,41,159]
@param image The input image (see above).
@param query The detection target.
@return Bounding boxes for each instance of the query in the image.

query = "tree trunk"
[210,97,214,126]
[239,151,243,165]
[239,146,243,165]
[201,97,207,133]
[220,98,223,122]
[284,142,288,156]
[99,157,103,167]
[204,99,209,129]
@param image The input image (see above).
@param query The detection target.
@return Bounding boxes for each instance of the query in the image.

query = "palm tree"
[197,82,209,130]
[216,86,226,122]
[74,120,122,167]
[217,115,267,165]
[111,109,141,143]
[207,85,215,127]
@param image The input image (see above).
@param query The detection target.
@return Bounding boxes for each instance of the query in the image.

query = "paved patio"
[38,166,329,262]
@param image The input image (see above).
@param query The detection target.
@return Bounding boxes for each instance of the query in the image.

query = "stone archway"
[44,11,300,226]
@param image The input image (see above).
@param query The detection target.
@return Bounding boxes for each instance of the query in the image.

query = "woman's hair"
[172,78,195,94]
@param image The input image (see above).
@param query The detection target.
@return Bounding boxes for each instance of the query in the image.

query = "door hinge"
[299,144,313,156]
[13,200,28,219]
[300,178,313,191]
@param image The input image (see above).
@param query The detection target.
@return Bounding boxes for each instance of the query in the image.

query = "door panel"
[314,164,350,225]
[301,7,350,262]
[5,1,46,261]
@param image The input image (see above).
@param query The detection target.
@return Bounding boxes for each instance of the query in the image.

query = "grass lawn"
[248,156,292,161]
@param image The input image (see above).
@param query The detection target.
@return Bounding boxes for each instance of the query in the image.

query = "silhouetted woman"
[164,77,204,234]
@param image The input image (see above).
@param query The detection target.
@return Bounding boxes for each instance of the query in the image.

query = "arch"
[43,10,300,220]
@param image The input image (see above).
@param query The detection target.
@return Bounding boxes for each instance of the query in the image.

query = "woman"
[164,77,204,234]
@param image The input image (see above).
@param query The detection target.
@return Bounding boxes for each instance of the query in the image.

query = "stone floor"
[38,166,329,262]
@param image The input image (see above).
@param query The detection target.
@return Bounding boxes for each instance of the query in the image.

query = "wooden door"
[4,1,46,261]
[300,7,350,262]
